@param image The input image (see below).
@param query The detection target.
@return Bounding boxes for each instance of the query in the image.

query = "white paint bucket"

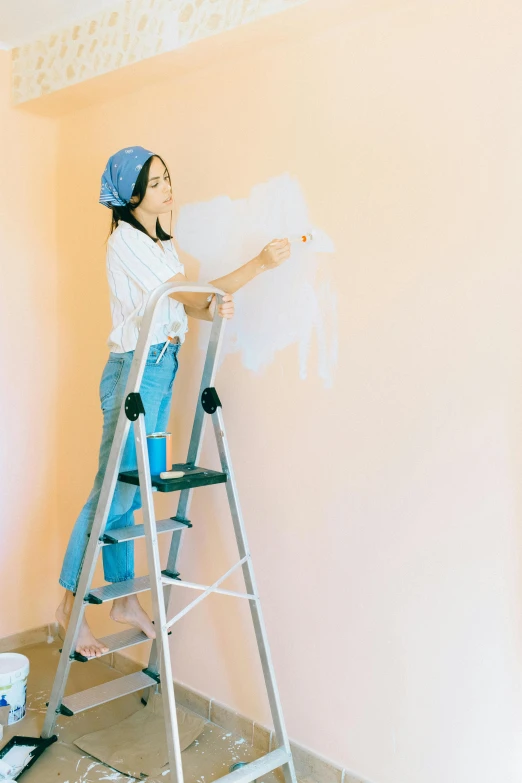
[0,653,30,725]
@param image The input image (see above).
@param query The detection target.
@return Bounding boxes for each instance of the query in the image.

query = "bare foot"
[55,590,109,659]
[110,595,157,640]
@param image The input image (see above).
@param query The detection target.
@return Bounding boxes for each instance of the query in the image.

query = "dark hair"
[110,155,172,242]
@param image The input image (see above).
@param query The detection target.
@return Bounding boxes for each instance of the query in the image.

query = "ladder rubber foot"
[214,748,291,783]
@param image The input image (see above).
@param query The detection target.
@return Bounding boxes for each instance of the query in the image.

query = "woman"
[56,146,291,658]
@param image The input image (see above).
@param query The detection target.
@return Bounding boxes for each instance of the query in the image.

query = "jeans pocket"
[100,358,125,405]
[146,346,165,366]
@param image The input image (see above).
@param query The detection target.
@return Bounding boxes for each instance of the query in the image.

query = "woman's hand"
[209,292,235,320]
[257,238,291,272]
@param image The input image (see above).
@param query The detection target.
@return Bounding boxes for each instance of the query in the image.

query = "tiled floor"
[1,641,280,783]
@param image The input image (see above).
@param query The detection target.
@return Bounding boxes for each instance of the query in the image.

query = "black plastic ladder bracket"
[171,515,192,528]
[100,533,118,544]
[161,569,181,581]
[142,668,161,684]
[70,651,89,663]
[125,392,145,421]
[58,647,89,663]
[201,387,221,414]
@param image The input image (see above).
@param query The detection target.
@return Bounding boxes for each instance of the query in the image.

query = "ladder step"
[100,516,191,545]
[69,628,152,662]
[118,462,227,493]
[214,748,291,783]
[96,628,151,655]
[87,575,151,604]
[61,670,157,715]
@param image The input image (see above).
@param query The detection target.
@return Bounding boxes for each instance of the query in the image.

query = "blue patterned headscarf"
[99,146,155,208]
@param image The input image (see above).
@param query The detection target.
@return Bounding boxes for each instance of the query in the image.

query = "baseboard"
[109,650,371,783]
[0,623,59,654]
[1,629,370,783]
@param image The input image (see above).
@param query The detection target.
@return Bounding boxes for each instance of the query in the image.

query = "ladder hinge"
[201,387,222,414]
[142,667,161,684]
[125,392,146,421]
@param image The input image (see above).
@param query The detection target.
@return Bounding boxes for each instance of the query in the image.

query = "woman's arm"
[185,295,235,321]
[167,238,291,311]
[184,305,214,321]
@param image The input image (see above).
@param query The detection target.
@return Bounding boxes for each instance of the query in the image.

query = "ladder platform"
[100,516,191,545]
[118,462,227,492]
[60,670,156,715]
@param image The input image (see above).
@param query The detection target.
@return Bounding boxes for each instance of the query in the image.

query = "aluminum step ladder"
[42,282,298,783]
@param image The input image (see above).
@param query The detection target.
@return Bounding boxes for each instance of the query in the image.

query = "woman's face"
[133,155,173,215]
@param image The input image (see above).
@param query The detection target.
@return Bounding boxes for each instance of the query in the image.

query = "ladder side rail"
[147,308,226,677]
[163,309,226,578]
[42,282,222,738]
[161,309,227,612]
[127,282,225,396]
[134,413,184,783]
[210,408,298,783]
[176,310,227,520]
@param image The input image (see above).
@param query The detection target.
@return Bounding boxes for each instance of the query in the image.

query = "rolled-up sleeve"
[108,227,182,292]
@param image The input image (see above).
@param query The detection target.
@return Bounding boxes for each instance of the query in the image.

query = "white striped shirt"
[106,221,188,353]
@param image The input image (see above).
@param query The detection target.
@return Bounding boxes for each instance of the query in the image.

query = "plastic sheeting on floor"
[74,692,206,779]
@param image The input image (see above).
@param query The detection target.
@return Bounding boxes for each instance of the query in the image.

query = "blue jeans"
[59,342,180,593]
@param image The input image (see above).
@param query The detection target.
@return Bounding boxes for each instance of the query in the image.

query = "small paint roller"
[287,232,314,243]
[268,233,314,246]
[0,758,13,776]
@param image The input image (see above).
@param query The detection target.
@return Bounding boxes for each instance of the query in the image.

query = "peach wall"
[0,51,59,635]
[41,0,522,781]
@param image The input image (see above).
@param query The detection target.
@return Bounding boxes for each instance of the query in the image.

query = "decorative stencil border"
[11,0,309,105]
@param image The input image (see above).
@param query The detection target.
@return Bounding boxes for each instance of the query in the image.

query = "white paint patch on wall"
[175,173,337,386]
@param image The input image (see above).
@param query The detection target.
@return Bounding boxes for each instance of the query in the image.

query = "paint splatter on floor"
[2,641,287,783]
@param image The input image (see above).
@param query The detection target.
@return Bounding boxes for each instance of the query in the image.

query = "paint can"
[146,432,172,475]
[0,653,30,725]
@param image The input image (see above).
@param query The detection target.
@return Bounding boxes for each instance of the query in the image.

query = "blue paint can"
[146,432,172,475]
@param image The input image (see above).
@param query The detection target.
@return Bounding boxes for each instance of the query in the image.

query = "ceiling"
[0,0,119,48]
